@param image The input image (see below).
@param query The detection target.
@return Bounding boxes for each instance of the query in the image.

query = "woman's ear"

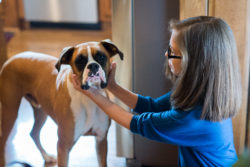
[55,46,74,72]
[100,39,124,60]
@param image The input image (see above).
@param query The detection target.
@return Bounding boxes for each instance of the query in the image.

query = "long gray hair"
[166,16,242,121]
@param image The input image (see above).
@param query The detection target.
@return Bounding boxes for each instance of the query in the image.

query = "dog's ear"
[55,46,75,72]
[101,39,124,60]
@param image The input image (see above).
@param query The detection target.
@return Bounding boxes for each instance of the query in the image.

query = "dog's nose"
[87,63,99,74]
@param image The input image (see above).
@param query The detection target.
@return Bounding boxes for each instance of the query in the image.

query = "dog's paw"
[43,155,57,166]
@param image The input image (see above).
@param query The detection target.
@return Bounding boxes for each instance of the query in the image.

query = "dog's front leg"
[57,128,74,167]
[57,143,70,167]
[96,135,108,167]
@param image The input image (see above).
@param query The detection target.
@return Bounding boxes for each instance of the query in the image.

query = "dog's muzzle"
[81,63,107,90]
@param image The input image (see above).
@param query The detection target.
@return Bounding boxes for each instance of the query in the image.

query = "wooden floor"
[4,23,127,167]
[7,23,112,58]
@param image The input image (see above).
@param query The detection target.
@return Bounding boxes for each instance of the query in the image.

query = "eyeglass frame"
[167,45,182,59]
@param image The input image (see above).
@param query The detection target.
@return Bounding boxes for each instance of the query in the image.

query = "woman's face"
[165,30,182,76]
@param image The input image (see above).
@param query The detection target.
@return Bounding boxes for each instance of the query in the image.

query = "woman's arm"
[108,82,138,109]
[71,74,134,130]
[88,88,134,129]
[106,63,138,109]
[107,63,171,113]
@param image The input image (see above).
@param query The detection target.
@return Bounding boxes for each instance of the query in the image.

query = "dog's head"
[55,40,123,90]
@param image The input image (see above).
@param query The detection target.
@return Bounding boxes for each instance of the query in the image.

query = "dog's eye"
[94,52,107,66]
[75,55,87,70]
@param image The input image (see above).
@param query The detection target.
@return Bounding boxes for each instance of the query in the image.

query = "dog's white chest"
[67,78,109,141]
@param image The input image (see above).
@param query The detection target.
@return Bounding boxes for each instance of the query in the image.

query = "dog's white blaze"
[87,46,93,62]
[67,75,109,141]
[81,46,107,87]
[82,46,95,84]
[77,46,84,55]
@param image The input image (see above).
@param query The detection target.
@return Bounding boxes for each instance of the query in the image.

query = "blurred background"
[0,0,249,167]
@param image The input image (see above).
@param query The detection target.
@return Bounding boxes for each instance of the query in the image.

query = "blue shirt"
[130,92,238,167]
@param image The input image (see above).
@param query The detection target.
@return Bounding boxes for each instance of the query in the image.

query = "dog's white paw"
[43,154,57,166]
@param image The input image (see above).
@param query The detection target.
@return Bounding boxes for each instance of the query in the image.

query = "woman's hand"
[107,62,117,91]
[71,71,133,130]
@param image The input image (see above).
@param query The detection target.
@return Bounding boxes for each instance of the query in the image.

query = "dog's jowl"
[0,40,123,167]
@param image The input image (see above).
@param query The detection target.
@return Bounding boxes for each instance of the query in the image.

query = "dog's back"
[0,52,58,84]
[0,52,58,136]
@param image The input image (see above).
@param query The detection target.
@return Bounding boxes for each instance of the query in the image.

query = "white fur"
[67,75,109,141]
[87,46,93,62]
[82,46,107,88]
[56,64,71,90]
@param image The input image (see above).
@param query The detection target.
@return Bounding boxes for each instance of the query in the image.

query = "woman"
[72,16,241,166]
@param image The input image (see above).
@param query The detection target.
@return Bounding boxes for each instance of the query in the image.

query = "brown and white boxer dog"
[0,40,123,167]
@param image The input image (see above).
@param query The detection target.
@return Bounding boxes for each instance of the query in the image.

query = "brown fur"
[0,41,123,167]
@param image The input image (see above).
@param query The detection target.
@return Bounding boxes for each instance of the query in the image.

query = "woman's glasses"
[167,45,182,59]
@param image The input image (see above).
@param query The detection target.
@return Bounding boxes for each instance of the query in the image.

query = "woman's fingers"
[72,74,81,90]
[71,74,95,96]
[109,62,117,80]
[111,61,117,69]
[111,62,117,74]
